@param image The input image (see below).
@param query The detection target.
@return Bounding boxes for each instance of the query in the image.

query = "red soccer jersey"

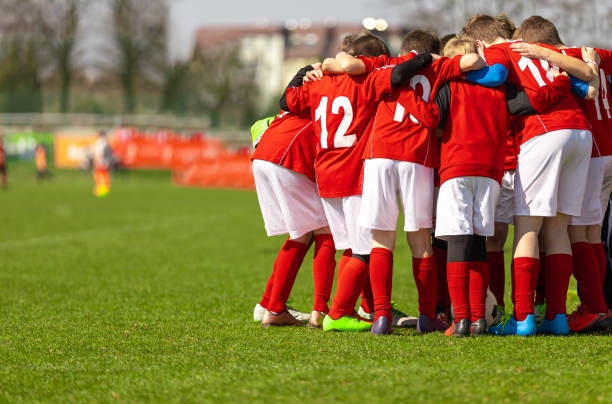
[365,56,462,166]
[484,41,590,145]
[504,117,519,171]
[251,110,316,181]
[438,79,508,185]
[285,67,395,197]
[357,51,417,72]
[562,47,612,157]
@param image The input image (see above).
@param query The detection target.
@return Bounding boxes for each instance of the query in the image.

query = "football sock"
[412,255,438,319]
[510,259,517,318]
[513,257,538,321]
[469,261,490,322]
[571,242,608,314]
[369,247,393,321]
[337,249,352,280]
[591,242,607,286]
[267,239,310,314]
[328,257,369,319]
[433,239,450,308]
[487,251,505,307]
[544,254,573,321]
[312,234,336,313]
[534,252,546,305]
[447,262,470,322]
[259,270,275,309]
[360,272,375,314]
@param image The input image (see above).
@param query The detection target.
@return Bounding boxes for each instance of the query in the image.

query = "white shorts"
[253,159,328,239]
[514,129,592,217]
[570,156,612,225]
[358,158,433,232]
[435,176,501,238]
[495,170,515,224]
[599,156,612,217]
[322,195,372,254]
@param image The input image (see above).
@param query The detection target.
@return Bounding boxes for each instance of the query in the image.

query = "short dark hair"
[513,16,564,46]
[347,32,391,58]
[495,14,516,39]
[462,14,508,42]
[401,29,440,54]
[338,33,358,52]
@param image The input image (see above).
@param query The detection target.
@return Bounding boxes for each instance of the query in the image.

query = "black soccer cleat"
[452,318,470,337]
[470,318,486,336]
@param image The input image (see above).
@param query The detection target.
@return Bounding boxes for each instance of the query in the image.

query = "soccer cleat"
[417,314,448,334]
[451,318,470,337]
[470,318,486,336]
[436,306,453,327]
[323,315,372,332]
[287,306,310,322]
[390,301,418,328]
[261,310,304,328]
[357,306,375,321]
[487,310,517,336]
[371,316,393,335]
[594,312,612,332]
[253,303,266,322]
[516,314,536,336]
[537,314,569,336]
[308,311,325,329]
[534,303,546,327]
[568,308,612,334]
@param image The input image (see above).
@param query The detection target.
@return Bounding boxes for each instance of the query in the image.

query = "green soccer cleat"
[534,303,546,327]
[323,315,372,332]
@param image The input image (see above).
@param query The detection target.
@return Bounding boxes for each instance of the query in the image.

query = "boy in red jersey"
[282,32,435,331]
[251,104,337,329]
[513,16,612,332]
[462,14,594,335]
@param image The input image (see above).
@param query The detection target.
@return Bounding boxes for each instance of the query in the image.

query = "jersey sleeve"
[434,55,462,83]
[363,67,394,101]
[356,55,386,72]
[285,85,311,113]
[401,88,440,128]
[529,75,571,112]
[484,46,510,69]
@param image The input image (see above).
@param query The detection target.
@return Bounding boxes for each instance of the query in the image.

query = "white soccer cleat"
[287,306,310,322]
[253,303,266,322]
[357,306,374,320]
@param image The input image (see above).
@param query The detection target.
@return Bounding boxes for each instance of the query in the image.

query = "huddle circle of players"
[250,14,612,336]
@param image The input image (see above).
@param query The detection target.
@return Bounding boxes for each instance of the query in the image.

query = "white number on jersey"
[315,96,356,149]
[517,56,556,87]
[393,74,432,124]
[594,68,612,120]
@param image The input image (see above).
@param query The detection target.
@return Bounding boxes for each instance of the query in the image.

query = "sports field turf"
[1,162,611,403]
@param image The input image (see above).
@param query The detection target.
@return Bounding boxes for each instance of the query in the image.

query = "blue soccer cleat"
[488,309,517,336]
[516,314,536,336]
[536,313,569,336]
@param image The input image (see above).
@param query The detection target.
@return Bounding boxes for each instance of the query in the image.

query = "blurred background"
[1,0,611,189]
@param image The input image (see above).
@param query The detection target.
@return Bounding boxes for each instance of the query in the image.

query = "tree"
[110,0,167,113]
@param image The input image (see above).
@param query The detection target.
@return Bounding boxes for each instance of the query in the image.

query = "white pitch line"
[0,216,192,250]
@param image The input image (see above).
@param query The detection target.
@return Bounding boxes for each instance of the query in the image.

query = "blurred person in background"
[0,134,7,189]
[93,130,112,197]
[35,143,50,181]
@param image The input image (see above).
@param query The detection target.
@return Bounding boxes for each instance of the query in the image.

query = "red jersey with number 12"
[285,67,394,197]
[562,47,612,157]
[484,41,590,145]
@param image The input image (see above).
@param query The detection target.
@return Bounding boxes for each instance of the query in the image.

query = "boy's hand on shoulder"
[581,47,600,65]
[510,42,549,60]
[304,69,324,83]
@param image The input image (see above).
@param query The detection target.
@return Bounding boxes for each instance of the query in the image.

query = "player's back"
[562,47,612,157]
[252,111,316,181]
[485,41,589,143]
[367,56,462,167]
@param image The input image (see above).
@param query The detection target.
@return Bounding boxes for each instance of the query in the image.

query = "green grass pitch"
[1,162,611,403]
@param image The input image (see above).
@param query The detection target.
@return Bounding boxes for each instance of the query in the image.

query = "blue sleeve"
[466,64,508,87]
[570,75,588,98]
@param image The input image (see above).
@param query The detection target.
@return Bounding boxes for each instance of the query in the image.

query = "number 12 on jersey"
[315,96,356,149]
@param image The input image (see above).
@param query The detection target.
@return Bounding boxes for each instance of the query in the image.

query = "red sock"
[534,252,546,305]
[513,257,538,321]
[259,270,275,309]
[328,257,369,319]
[487,251,505,307]
[413,256,438,319]
[510,259,516,318]
[433,245,450,307]
[571,243,608,314]
[591,243,607,286]
[469,261,490,321]
[337,249,352,280]
[370,248,393,321]
[447,262,470,321]
[360,273,375,314]
[267,239,310,314]
[544,254,573,320]
[312,234,336,313]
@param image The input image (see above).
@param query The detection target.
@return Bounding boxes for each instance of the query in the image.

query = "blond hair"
[443,38,477,58]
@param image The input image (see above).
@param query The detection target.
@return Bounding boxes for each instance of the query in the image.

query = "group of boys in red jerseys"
[250,13,612,336]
